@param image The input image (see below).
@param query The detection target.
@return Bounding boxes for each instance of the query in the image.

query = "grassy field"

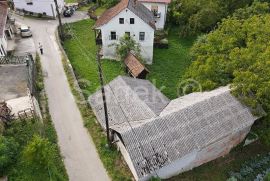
[63,19,123,97]
[63,19,195,99]
[147,28,196,99]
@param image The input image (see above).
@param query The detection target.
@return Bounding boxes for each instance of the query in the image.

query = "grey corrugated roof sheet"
[89,77,258,180]
[88,76,170,129]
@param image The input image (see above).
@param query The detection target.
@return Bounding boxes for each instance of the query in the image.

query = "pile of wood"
[0,102,14,125]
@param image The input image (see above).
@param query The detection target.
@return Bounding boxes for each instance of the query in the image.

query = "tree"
[182,4,270,144]
[115,34,141,61]
[168,0,253,36]
[22,135,64,180]
[0,136,19,176]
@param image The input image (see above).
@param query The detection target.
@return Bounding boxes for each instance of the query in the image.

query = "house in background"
[13,0,64,18]
[90,76,259,181]
[94,0,156,64]
[0,1,17,56]
[138,0,171,30]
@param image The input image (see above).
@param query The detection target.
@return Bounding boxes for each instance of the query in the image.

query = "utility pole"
[54,0,63,39]
[96,48,111,148]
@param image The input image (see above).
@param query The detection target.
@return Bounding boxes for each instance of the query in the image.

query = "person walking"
[39,42,43,55]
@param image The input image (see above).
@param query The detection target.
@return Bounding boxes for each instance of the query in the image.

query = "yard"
[63,19,195,99]
[62,19,270,181]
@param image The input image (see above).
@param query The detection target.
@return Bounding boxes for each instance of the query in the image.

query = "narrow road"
[14,13,110,181]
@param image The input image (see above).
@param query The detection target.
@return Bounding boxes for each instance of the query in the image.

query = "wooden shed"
[124,52,149,79]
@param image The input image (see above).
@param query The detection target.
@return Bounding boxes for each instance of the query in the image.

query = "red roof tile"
[124,52,149,77]
[0,1,8,38]
[95,0,155,29]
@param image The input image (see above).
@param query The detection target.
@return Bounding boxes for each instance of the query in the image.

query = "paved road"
[14,12,110,181]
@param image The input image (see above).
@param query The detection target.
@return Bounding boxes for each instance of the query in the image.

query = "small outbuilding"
[89,76,259,181]
[124,52,149,79]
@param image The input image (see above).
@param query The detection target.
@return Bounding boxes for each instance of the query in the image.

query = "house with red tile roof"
[94,0,170,64]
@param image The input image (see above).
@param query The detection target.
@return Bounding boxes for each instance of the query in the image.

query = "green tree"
[22,135,65,180]
[0,136,19,176]
[115,34,141,61]
[182,7,270,144]
[169,0,253,36]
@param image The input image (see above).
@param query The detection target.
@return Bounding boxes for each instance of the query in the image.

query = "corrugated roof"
[0,1,8,38]
[138,0,171,4]
[124,52,149,77]
[89,76,170,129]
[90,79,258,179]
[95,0,155,29]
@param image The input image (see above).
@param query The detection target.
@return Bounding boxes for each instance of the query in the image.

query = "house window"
[125,32,130,38]
[110,31,117,40]
[139,32,145,41]
[119,18,124,24]
[130,18,135,24]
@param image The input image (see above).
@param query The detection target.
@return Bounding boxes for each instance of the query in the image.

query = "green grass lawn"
[63,19,196,99]
[147,28,196,99]
[65,0,77,3]
[63,19,123,97]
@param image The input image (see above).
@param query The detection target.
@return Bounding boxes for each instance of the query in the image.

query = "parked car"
[63,9,72,17]
[20,25,32,37]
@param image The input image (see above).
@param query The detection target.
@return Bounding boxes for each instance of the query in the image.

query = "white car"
[20,25,32,37]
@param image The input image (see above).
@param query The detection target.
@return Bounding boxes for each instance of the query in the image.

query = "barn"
[89,76,259,181]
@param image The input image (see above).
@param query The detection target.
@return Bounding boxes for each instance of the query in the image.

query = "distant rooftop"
[0,64,28,101]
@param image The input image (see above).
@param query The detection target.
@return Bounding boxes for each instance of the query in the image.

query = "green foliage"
[265,172,270,181]
[115,34,141,61]
[0,136,19,176]
[233,1,270,19]
[228,153,270,180]
[22,135,65,181]
[182,2,270,144]
[183,13,270,107]
[169,0,253,36]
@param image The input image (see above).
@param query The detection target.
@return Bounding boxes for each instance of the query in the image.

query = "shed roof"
[138,0,171,4]
[0,1,8,38]
[94,0,155,29]
[124,53,149,77]
[90,79,258,179]
[89,76,170,128]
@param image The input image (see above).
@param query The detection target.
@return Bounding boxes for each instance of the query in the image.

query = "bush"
[0,136,19,176]
[22,135,65,180]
